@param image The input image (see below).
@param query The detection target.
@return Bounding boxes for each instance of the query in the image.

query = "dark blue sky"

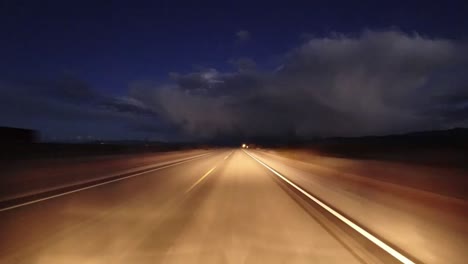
[2,1,467,93]
[1,0,467,141]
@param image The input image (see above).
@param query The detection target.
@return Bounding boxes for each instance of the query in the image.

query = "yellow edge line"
[185,166,216,194]
[0,153,213,212]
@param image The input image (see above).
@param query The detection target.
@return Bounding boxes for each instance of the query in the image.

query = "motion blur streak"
[243,150,415,264]
[0,152,213,212]
[0,149,371,263]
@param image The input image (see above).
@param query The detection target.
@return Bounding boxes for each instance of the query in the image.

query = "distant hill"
[0,140,207,161]
[286,128,468,168]
[235,128,468,148]
[0,126,38,144]
[317,127,468,148]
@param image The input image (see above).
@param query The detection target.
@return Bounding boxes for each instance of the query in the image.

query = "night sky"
[1,0,467,141]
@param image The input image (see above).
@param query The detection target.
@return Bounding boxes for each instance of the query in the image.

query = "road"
[0,149,421,263]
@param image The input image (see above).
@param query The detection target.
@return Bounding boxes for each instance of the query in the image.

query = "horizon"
[2,125,467,145]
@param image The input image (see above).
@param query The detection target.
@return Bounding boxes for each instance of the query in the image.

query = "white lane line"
[243,150,415,264]
[0,153,213,212]
[185,166,217,194]
[224,151,233,160]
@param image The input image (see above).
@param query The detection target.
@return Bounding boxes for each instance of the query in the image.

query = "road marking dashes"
[0,153,213,212]
[185,166,217,194]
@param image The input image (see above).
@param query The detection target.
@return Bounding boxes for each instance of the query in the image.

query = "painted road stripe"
[243,150,415,264]
[185,166,217,194]
[0,153,213,212]
[224,151,233,160]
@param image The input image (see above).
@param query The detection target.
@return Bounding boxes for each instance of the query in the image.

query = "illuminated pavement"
[1,149,459,263]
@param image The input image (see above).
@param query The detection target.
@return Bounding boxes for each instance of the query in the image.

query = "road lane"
[249,149,468,264]
[0,151,215,211]
[1,149,214,202]
[0,149,230,263]
[149,150,363,264]
[244,150,414,264]
[1,149,371,264]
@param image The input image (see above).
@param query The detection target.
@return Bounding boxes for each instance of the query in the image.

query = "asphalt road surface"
[0,149,420,263]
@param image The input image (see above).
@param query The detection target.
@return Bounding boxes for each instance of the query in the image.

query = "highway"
[0,149,444,263]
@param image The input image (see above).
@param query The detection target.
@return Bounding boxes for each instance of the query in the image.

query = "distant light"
[242,143,246,148]
[246,146,249,149]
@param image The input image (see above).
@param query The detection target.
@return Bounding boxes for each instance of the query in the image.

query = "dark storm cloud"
[229,57,257,72]
[132,30,468,138]
[5,76,101,104]
[101,96,157,116]
[40,76,99,103]
[236,30,251,43]
[170,68,224,92]
[0,77,164,140]
[3,30,466,140]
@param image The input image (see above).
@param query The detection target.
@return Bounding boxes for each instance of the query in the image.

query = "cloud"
[134,30,468,139]
[102,96,157,116]
[0,77,168,140]
[169,68,224,93]
[2,30,467,141]
[236,30,251,42]
[229,57,257,72]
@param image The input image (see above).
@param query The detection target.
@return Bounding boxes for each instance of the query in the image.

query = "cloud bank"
[0,76,172,141]
[1,30,467,141]
[236,30,251,43]
[132,30,468,139]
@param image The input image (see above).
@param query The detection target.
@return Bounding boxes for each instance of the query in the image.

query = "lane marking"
[243,150,415,264]
[0,153,214,212]
[224,151,233,160]
[185,166,217,194]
